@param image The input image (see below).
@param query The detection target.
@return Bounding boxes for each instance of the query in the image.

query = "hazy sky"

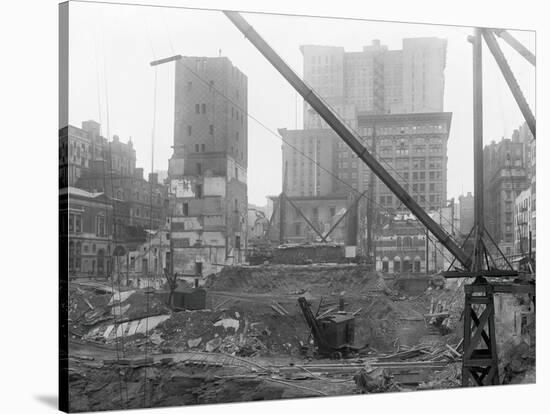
[68,2,535,206]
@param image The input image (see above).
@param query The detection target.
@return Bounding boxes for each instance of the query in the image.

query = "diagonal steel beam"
[494,29,535,66]
[482,29,536,138]
[283,194,325,241]
[224,11,471,269]
[321,191,367,242]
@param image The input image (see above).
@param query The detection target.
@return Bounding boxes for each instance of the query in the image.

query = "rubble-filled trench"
[67,265,535,412]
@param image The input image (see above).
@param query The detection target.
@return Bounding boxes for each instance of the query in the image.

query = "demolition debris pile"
[67,264,535,411]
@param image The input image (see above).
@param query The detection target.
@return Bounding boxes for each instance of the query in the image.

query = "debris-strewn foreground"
[67,265,535,412]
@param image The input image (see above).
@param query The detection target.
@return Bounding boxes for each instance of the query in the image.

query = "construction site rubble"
[67,264,535,411]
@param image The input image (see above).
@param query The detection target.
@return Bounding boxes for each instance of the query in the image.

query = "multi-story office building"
[355,112,451,212]
[300,38,447,128]
[281,112,451,209]
[168,56,248,275]
[483,132,531,255]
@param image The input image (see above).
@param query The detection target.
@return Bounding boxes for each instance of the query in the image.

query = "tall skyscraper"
[169,56,248,275]
[300,38,447,128]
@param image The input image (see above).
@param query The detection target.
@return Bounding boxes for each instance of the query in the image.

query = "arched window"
[396,237,402,248]
[403,256,411,273]
[382,257,389,273]
[403,236,412,248]
[393,257,401,273]
[413,256,422,273]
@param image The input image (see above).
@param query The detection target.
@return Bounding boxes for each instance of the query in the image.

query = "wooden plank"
[445,344,462,358]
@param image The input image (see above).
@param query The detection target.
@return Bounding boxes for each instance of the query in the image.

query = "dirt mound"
[205,264,388,297]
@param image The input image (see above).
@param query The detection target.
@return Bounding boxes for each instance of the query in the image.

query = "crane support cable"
[482,29,536,139]
[224,10,472,269]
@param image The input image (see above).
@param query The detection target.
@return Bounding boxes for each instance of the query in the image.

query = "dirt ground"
[66,264,535,412]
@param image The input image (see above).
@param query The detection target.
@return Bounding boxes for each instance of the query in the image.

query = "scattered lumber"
[424,312,450,318]
[270,304,286,316]
[271,301,289,315]
[213,298,232,311]
[445,344,462,358]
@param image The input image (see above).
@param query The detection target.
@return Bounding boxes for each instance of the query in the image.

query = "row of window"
[68,213,107,237]
[359,125,447,136]
[68,240,106,272]
[379,193,442,205]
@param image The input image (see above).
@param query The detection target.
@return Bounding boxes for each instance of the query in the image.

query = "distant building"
[356,112,451,212]
[280,112,451,215]
[278,39,450,255]
[514,187,534,257]
[61,120,169,249]
[300,38,447,129]
[168,56,248,275]
[78,160,168,238]
[513,122,536,257]
[113,227,171,288]
[267,194,349,244]
[483,132,531,255]
[59,124,94,188]
[375,213,427,274]
[155,169,169,185]
[375,198,458,275]
[60,187,113,278]
[279,128,339,197]
[459,192,474,236]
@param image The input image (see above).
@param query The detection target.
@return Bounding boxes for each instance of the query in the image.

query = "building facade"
[280,112,451,214]
[375,200,458,275]
[375,214,427,274]
[113,227,171,288]
[279,128,339,197]
[60,187,113,278]
[483,133,531,255]
[59,125,94,188]
[60,120,169,251]
[300,38,447,129]
[513,122,536,257]
[514,187,534,257]
[169,56,248,275]
[356,112,451,212]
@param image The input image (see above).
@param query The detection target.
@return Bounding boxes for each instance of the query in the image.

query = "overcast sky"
[68,2,535,206]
